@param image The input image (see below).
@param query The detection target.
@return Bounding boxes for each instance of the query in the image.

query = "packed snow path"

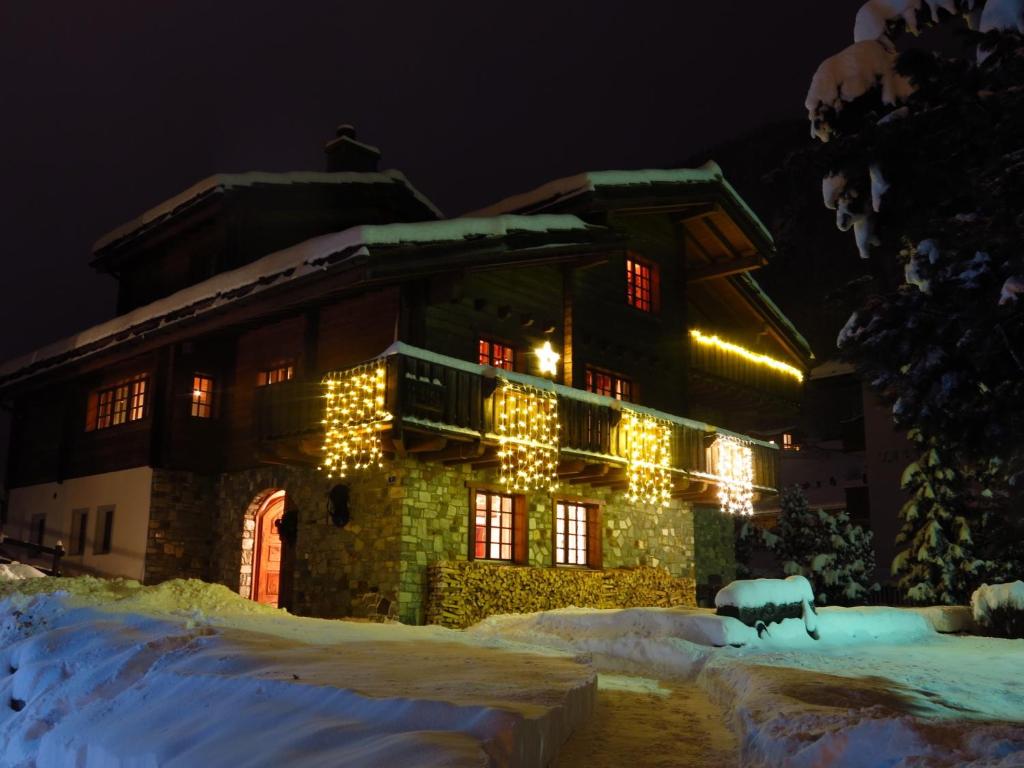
[553,675,738,768]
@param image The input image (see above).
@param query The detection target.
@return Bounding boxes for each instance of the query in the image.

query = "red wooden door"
[254,493,284,606]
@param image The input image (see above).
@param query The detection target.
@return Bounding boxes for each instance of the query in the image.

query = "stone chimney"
[324,124,381,173]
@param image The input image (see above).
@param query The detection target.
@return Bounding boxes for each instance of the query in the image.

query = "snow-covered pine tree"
[771,486,879,605]
[806,0,1024,593]
[893,436,988,603]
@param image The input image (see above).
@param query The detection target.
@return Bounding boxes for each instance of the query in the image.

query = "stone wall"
[144,469,216,584]
[391,457,698,624]
[693,504,738,605]
[425,561,697,629]
[214,463,402,619]
[140,456,733,625]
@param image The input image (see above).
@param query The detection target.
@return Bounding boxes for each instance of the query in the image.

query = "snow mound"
[972,581,1024,623]
[806,40,915,141]
[714,575,814,610]
[0,563,45,581]
[0,578,596,767]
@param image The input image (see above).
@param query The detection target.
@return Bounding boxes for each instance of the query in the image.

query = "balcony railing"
[256,342,779,493]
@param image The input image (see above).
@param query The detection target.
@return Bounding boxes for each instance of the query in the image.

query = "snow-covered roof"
[465,162,773,246]
[1,215,601,387]
[92,169,443,253]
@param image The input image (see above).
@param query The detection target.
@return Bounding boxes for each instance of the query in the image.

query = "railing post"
[52,541,65,577]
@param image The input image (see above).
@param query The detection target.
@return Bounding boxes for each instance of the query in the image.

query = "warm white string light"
[709,435,755,516]
[319,363,392,478]
[689,329,805,382]
[623,410,673,507]
[497,379,560,492]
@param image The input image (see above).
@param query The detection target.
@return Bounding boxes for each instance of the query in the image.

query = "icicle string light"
[319,363,392,479]
[496,379,560,492]
[709,436,755,516]
[623,410,673,507]
[689,329,805,382]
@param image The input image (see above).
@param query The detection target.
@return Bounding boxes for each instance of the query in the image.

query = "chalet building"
[0,127,811,625]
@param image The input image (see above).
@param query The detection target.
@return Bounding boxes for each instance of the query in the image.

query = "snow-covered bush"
[769,487,879,605]
[715,575,819,638]
[971,580,1024,637]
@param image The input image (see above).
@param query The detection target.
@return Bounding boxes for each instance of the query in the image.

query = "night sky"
[0,0,861,364]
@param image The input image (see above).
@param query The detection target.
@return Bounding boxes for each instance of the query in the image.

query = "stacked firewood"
[426,561,697,628]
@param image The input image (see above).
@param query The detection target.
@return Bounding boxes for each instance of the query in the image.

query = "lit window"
[191,375,215,418]
[478,339,515,371]
[555,502,593,566]
[626,256,656,312]
[473,491,515,561]
[782,433,800,452]
[87,374,148,431]
[257,363,294,386]
[585,367,633,402]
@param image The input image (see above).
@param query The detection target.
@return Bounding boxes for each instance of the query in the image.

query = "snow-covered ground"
[473,606,1024,767]
[2,575,1022,767]
[0,577,594,767]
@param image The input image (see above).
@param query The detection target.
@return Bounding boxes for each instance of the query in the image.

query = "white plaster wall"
[6,467,153,580]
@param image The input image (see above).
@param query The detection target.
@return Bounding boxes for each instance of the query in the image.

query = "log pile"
[425,561,697,629]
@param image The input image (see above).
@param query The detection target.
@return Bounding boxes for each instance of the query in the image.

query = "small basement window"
[585,367,633,402]
[94,506,114,555]
[190,374,215,418]
[478,339,515,371]
[30,514,46,547]
[257,363,294,386]
[71,508,88,556]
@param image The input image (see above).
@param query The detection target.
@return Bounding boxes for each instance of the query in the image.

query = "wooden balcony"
[256,343,779,500]
[687,332,804,407]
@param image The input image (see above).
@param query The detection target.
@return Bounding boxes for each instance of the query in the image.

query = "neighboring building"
[0,128,811,624]
[754,360,912,582]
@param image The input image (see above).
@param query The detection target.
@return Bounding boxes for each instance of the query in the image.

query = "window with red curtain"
[626,257,656,312]
[472,490,515,561]
[585,367,633,402]
[478,339,515,370]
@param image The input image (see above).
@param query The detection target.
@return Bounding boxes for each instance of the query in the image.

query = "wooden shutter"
[84,391,98,431]
[513,496,528,564]
[586,505,603,569]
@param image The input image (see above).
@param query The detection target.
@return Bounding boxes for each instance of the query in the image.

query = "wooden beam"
[685,254,765,283]
[406,435,448,454]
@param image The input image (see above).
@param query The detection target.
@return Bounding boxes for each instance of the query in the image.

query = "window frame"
[256,362,295,387]
[468,486,526,563]
[552,498,602,569]
[71,508,89,556]
[625,253,659,313]
[30,513,46,547]
[584,366,634,402]
[94,505,114,556]
[86,374,149,432]
[190,373,216,419]
[477,338,516,371]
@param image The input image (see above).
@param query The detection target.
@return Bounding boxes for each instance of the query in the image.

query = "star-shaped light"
[534,341,560,376]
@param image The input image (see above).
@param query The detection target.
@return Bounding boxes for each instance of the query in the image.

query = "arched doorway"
[252,490,285,606]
